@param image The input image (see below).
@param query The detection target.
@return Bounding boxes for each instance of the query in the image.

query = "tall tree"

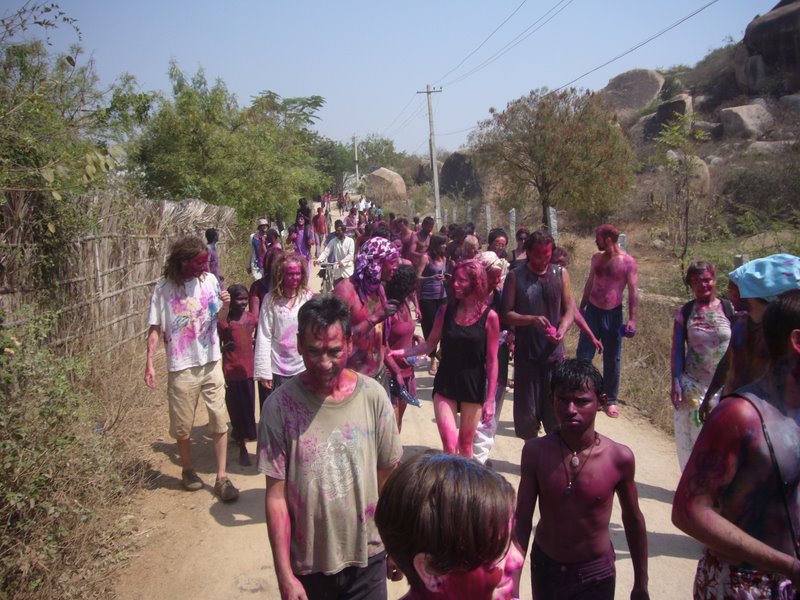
[132,62,325,222]
[472,87,633,227]
[357,133,405,173]
[314,137,353,196]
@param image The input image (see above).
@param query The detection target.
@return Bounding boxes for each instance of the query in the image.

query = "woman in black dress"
[391,259,499,457]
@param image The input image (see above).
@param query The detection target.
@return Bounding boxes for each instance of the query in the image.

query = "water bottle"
[399,387,422,408]
[406,355,429,367]
[618,323,636,338]
[499,330,508,344]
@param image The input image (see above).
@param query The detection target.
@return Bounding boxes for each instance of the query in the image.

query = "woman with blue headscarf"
[699,253,800,422]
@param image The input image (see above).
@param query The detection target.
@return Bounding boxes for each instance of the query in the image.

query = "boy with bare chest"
[514,359,649,600]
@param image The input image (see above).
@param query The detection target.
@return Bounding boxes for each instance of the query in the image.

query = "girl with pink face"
[391,259,499,458]
[375,452,524,600]
[253,254,314,405]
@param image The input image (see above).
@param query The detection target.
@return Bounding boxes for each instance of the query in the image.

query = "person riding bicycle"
[315,219,355,288]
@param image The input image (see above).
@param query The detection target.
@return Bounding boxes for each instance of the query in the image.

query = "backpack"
[681,298,735,340]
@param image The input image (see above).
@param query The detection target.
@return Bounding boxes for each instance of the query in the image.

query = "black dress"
[433,304,491,406]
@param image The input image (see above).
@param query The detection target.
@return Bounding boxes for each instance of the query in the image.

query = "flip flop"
[605,404,620,418]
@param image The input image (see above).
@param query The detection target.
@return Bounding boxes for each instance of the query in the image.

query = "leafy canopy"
[472,87,633,227]
[132,61,326,222]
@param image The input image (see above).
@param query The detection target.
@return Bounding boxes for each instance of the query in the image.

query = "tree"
[472,87,633,227]
[132,62,326,222]
[655,113,709,269]
[314,137,353,196]
[357,133,405,173]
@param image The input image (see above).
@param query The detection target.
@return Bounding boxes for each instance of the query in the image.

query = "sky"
[36,0,777,155]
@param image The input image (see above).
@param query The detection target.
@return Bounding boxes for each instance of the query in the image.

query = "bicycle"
[319,262,335,294]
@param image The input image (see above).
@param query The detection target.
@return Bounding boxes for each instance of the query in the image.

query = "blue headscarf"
[728,254,800,301]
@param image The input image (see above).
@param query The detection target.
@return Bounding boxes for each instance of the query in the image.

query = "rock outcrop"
[736,0,800,94]
[412,160,442,185]
[600,69,665,126]
[366,168,407,204]
[440,152,482,200]
[720,104,774,139]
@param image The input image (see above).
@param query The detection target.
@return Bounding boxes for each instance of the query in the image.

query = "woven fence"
[0,193,236,353]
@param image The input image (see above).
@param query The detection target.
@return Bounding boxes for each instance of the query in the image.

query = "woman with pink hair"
[390,259,499,457]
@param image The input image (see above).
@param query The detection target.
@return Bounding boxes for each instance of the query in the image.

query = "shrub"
[0,310,137,599]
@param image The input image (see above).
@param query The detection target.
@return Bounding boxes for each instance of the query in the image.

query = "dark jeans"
[419,297,446,358]
[296,551,387,600]
[532,543,616,600]
[576,303,623,404]
[258,373,292,413]
[513,356,559,440]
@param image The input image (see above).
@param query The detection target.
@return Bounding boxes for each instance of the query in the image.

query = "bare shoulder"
[622,252,638,270]
[701,395,763,440]
[603,435,635,465]
[521,434,556,468]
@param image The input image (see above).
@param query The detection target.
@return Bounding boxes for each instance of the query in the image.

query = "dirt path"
[114,266,702,599]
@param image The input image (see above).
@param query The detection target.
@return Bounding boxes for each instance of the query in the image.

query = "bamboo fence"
[0,193,236,353]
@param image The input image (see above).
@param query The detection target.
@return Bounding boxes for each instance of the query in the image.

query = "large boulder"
[600,69,665,126]
[440,152,482,199]
[735,1,800,94]
[779,92,800,115]
[745,140,796,155]
[412,160,442,185]
[366,167,407,204]
[720,104,774,139]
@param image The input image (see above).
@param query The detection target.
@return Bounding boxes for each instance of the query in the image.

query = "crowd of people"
[144,196,800,600]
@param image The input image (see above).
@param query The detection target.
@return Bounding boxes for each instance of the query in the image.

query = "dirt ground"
[114,246,702,600]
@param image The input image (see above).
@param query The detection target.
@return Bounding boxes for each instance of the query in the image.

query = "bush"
[0,310,137,599]
[723,149,800,234]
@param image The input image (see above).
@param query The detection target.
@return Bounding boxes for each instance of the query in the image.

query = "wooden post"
[734,254,748,267]
[619,233,627,252]
[547,207,558,245]
[509,208,516,237]
[485,205,492,236]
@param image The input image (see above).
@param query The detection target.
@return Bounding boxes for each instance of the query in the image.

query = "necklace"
[557,431,600,496]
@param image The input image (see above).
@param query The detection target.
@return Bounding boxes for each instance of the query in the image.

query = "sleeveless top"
[511,263,564,363]
[420,259,447,300]
[433,304,491,405]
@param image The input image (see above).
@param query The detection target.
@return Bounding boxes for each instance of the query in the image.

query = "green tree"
[314,137,353,196]
[132,62,325,222]
[0,3,141,286]
[358,133,405,173]
[655,113,709,268]
[472,87,633,227]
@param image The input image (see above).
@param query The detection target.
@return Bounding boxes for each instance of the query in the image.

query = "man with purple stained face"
[673,289,800,599]
[144,236,239,502]
[258,295,402,600]
[514,359,649,600]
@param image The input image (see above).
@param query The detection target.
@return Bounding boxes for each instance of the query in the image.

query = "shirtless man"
[577,223,638,417]
[334,236,400,388]
[396,217,415,262]
[514,359,649,600]
[672,289,800,599]
[408,216,435,270]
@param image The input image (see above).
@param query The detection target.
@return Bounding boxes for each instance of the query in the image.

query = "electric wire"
[433,0,528,85]
[552,0,721,92]
[440,0,576,87]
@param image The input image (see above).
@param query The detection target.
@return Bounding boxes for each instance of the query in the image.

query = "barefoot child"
[217,284,258,466]
[514,359,649,600]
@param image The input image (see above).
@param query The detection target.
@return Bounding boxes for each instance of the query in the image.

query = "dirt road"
[114,379,701,599]
[114,267,702,599]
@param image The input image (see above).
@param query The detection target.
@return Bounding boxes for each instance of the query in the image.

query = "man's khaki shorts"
[167,360,228,440]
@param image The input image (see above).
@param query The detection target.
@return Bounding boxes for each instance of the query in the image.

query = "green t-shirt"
[258,373,402,575]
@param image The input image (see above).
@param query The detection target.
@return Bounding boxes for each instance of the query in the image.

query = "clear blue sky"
[41,0,775,154]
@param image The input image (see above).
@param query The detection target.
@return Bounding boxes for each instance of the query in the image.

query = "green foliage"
[472,87,634,227]
[314,137,353,195]
[0,311,126,598]
[655,113,709,264]
[357,134,406,173]
[723,148,800,234]
[132,61,326,223]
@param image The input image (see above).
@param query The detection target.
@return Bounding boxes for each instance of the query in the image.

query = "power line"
[380,93,418,137]
[552,0,721,92]
[441,0,576,87]
[433,0,723,141]
[385,97,428,140]
[433,0,528,85]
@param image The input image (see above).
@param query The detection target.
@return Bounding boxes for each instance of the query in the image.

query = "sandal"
[605,404,620,418]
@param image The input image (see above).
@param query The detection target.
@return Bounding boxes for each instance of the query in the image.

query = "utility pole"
[352,135,360,183]
[418,84,442,226]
